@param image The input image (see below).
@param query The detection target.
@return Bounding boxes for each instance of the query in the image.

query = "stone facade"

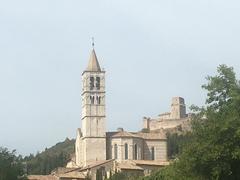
[73,48,169,179]
[27,48,191,180]
[106,130,167,162]
[143,97,191,131]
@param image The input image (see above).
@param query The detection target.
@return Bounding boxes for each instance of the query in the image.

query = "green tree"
[25,138,75,175]
[146,65,240,180]
[0,147,26,180]
[167,132,191,159]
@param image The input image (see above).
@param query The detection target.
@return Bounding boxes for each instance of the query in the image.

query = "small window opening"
[90,77,94,90]
[114,144,118,159]
[96,77,100,90]
[134,144,138,160]
[151,147,155,160]
[125,143,128,160]
[90,96,95,104]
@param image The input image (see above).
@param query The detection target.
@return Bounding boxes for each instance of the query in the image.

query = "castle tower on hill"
[171,97,186,119]
[75,48,106,166]
[143,97,191,131]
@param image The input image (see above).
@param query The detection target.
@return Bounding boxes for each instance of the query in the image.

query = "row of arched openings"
[114,144,129,159]
[113,144,155,160]
[114,143,138,160]
[90,96,101,105]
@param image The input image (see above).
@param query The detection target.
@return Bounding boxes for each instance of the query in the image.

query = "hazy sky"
[0,0,240,156]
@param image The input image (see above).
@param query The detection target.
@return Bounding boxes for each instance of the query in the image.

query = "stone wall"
[83,137,106,166]
[107,136,167,162]
[143,140,167,161]
[143,97,191,131]
[82,117,106,137]
[107,137,144,162]
[147,117,190,130]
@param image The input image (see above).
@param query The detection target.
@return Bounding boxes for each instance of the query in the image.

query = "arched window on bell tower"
[90,77,94,90]
[96,77,100,90]
[90,96,95,104]
[97,96,101,105]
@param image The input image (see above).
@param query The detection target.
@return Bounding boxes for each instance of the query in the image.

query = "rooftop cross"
[92,37,95,48]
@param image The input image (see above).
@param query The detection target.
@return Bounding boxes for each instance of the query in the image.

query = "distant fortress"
[143,97,191,132]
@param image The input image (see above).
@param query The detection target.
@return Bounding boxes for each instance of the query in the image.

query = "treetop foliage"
[24,138,75,175]
[0,147,26,180]
[145,64,240,180]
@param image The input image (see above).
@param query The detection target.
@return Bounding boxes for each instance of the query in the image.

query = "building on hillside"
[28,46,192,180]
[71,47,169,179]
[143,97,192,132]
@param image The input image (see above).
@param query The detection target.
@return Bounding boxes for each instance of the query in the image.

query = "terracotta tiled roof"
[132,160,170,166]
[107,131,139,138]
[52,167,76,174]
[116,160,169,172]
[107,131,166,140]
[117,162,143,170]
[57,171,85,179]
[27,175,58,180]
[79,159,114,171]
[65,159,114,173]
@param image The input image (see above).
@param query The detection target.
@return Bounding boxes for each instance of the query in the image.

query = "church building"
[69,47,169,179]
[29,47,192,180]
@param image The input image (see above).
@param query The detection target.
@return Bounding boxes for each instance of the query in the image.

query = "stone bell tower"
[77,47,106,166]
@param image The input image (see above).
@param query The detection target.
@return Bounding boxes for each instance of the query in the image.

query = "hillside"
[24,138,75,175]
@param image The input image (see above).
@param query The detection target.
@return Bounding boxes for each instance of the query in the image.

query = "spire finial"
[92,37,95,48]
